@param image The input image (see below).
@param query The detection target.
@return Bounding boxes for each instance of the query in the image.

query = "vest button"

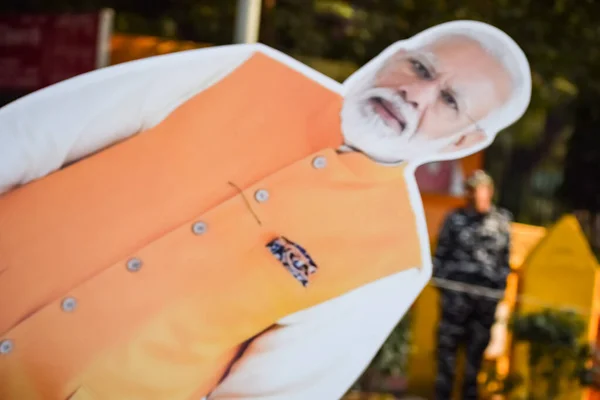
[127,257,143,272]
[192,221,207,235]
[312,156,327,169]
[254,189,270,203]
[0,339,13,355]
[61,297,77,312]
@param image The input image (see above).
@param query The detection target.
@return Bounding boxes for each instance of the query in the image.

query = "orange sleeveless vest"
[0,52,423,400]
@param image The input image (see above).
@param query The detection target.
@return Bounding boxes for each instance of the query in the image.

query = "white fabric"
[209,269,423,400]
[0,45,427,399]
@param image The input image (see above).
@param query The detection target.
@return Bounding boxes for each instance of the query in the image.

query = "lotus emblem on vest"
[267,236,318,287]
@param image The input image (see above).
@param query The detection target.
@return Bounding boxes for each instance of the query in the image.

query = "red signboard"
[0,11,112,90]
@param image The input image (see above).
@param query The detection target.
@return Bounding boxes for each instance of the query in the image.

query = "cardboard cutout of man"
[0,21,531,400]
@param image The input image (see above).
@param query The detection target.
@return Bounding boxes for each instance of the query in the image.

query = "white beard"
[340,75,467,164]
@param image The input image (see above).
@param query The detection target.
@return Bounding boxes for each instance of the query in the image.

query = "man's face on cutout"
[341,35,514,163]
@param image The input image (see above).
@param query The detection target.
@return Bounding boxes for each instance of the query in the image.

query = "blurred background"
[1,1,599,399]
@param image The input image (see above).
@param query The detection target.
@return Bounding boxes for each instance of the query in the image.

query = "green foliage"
[370,314,411,378]
[510,308,586,348]
[294,55,358,82]
[503,309,593,400]
[354,314,411,392]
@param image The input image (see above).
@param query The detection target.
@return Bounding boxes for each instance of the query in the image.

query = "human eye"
[440,90,459,111]
[409,58,433,80]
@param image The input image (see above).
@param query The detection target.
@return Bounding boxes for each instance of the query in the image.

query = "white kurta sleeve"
[208,267,428,400]
[0,44,257,194]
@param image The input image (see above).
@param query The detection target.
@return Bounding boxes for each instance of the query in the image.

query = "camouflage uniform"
[432,206,512,400]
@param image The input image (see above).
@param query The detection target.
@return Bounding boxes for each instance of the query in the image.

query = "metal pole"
[234,0,263,44]
[95,8,115,69]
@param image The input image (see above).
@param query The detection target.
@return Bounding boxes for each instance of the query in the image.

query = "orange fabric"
[0,52,422,400]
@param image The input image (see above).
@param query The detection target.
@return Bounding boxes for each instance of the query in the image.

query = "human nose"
[398,80,438,111]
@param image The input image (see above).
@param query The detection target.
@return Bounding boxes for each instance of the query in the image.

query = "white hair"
[342,20,532,165]
[419,32,523,97]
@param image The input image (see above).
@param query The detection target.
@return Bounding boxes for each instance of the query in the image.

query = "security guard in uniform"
[433,170,512,400]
